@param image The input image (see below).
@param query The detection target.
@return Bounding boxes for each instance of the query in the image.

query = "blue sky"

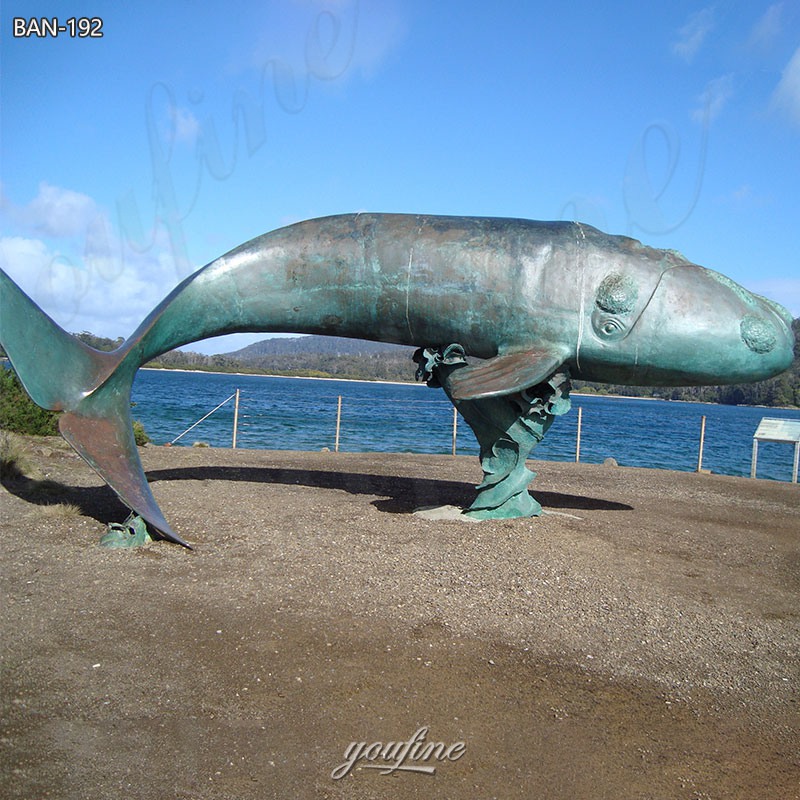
[2,0,798,354]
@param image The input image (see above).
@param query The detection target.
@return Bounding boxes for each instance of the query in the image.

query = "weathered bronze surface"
[0,214,794,544]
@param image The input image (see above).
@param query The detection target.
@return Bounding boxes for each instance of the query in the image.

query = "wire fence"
[127,363,800,481]
[233,391,461,455]
[159,388,797,482]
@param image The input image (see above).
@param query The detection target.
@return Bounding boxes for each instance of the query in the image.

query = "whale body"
[0,214,794,545]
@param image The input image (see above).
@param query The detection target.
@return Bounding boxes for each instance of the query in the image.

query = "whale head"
[574,242,795,386]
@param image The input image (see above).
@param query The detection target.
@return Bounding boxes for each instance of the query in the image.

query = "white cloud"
[718,184,771,209]
[20,182,100,238]
[0,186,187,339]
[771,46,800,127]
[170,106,201,144]
[343,0,407,80]
[0,232,174,337]
[0,212,295,354]
[0,235,50,268]
[692,74,734,123]
[731,184,752,202]
[747,2,784,50]
[247,0,405,86]
[1,236,91,327]
[672,7,716,63]
[747,278,800,317]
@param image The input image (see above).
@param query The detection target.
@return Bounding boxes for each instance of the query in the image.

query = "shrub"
[132,420,150,446]
[0,368,60,435]
[1,366,151,444]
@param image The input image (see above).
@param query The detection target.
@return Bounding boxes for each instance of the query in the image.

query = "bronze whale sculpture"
[0,213,794,546]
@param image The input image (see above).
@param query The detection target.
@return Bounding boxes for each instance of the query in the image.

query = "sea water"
[131,369,800,483]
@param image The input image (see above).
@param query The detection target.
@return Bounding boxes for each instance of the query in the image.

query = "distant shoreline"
[139,367,653,399]
[139,366,426,388]
[137,367,798,410]
[139,367,666,398]
[3,359,797,409]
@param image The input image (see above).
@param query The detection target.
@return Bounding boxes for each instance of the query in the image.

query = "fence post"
[169,392,237,446]
[232,388,240,449]
[575,406,582,463]
[452,406,458,456]
[696,415,706,472]
[334,395,342,453]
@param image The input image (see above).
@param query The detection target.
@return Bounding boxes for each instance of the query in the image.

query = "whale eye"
[592,311,627,340]
[602,319,621,335]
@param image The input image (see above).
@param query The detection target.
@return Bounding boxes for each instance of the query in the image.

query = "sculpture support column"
[415,345,571,519]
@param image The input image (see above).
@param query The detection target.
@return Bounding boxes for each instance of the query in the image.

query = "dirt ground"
[1,436,798,800]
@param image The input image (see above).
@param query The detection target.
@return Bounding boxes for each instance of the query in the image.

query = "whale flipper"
[448,347,568,401]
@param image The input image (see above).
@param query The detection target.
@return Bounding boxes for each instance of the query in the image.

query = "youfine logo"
[331,726,466,780]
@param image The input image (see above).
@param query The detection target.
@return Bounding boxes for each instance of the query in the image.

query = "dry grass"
[0,430,31,480]
[34,502,83,520]
[1,437,81,519]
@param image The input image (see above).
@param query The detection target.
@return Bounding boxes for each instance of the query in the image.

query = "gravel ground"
[1,435,798,799]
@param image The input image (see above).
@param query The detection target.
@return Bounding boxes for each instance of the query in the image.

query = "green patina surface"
[0,214,795,540]
[415,344,572,518]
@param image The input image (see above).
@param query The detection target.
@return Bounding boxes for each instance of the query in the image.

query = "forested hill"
[227,336,411,358]
[220,335,416,382]
[146,335,418,382]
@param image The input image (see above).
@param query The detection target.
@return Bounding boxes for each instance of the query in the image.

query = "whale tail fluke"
[0,269,190,547]
[59,405,190,547]
[0,268,121,411]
